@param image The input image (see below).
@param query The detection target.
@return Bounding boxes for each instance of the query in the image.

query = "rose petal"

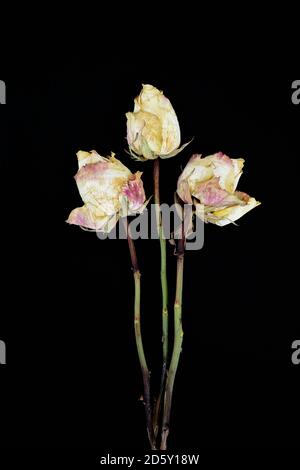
[208,198,261,226]
[67,205,119,232]
[122,171,146,213]
[208,152,244,193]
[178,154,214,196]
[74,155,131,215]
[177,179,193,204]
[126,112,145,147]
[133,84,180,155]
[67,206,95,228]
[195,177,228,206]
[76,150,105,169]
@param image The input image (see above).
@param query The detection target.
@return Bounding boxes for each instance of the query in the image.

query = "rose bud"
[126,84,190,161]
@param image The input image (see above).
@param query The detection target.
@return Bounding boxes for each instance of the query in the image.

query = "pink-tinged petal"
[75,154,131,186]
[210,190,250,209]
[122,172,146,212]
[208,152,244,193]
[66,206,97,229]
[75,161,109,183]
[180,154,214,191]
[67,205,119,233]
[209,152,234,192]
[177,151,260,227]
[195,177,228,205]
[68,151,138,232]
[212,151,233,166]
[74,156,131,215]
[74,161,114,211]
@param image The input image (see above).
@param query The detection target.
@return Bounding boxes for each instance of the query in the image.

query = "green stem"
[153,159,169,439]
[160,236,185,450]
[125,219,156,450]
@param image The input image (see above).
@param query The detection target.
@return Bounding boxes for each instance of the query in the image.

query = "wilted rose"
[126,84,190,161]
[67,150,146,232]
[177,152,260,226]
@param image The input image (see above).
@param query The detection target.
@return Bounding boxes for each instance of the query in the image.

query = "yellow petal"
[232,158,245,191]
[137,111,162,154]
[67,205,118,232]
[76,150,105,169]
[210,198,261,226]
[126,112,145,147]
[206,153,237,193]
[132,84,180,156]
[178,155,214,197]
[69,151,148,232]
[74,153,131,215]
[177,179,193,204]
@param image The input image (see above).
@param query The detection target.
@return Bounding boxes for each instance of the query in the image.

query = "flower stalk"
[152,158,169,440]
[124,218,156,449]
[160,228,185,450]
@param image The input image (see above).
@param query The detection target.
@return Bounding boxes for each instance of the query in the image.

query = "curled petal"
[67,205,119,232]
[177,179,193,204]
[208,198,261,226]
[74,154,131,215]
[209,152,244,193]
[177,152,261,227]
[178,154,214,196]
[160,139,193,159]
[74,161,117,215]
[231,159,245,191]
[127,111,162,155]
[76,150,105,169]
[67,206,95,228]
[195,177,228,206]
[75,161,109,185]
[126,112,146,149]
[122,171,146,214]
[68,150,148,233]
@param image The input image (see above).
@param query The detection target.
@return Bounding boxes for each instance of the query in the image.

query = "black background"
[1,55,299,454]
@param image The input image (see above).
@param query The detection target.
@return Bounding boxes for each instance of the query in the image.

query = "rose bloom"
[177,152,260,226]
[126,84,189,161]
[67,150,146,232]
